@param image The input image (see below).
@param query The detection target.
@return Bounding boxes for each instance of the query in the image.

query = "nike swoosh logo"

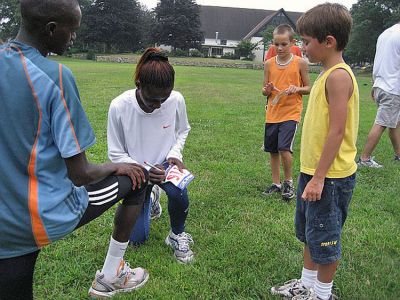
[163,125,171,129]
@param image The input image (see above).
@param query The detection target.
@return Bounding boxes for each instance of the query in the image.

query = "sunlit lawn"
[34,58,399,299]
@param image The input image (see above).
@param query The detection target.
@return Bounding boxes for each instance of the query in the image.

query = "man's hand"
[301,177,324,201]
[149,164,166,184]
[114,163,147,190]
[167,157,186,172]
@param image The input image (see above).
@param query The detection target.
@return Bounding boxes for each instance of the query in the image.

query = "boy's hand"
[301,177,324,201]
[262,82,275,96]
[149,164,166,184]
[286,85,300,95]
[114,163,147,190]
[167,157,186,172]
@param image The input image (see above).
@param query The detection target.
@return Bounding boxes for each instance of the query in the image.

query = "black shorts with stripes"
[75,175,147,229]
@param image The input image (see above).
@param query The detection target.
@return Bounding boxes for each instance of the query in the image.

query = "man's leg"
[75,175,149,298]
[388,123,400,157]
[360,123,386,160]
[0,250,40,300]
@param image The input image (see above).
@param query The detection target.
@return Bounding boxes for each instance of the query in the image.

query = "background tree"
[153,0,203,52]
[236,40,258,60]
[82,0,142,53]
[346,0,400,64]
[0,0,19,41]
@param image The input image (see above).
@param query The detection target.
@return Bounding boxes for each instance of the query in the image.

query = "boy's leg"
[304,174,356,299]
[278,121,298,200]
[270,152,281,184]
[270,173,312,298]
[280,151,293,181]
[0,250,40,300]
[161,182,194,263]
[263,123,282,195]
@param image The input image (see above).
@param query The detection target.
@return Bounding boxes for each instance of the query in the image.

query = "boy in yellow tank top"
[270,4,359,300]
[262,24,311,201]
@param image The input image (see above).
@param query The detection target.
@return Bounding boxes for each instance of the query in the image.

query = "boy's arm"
[262,61,273,96]
[286,59,311,95]
[302,68,353,201]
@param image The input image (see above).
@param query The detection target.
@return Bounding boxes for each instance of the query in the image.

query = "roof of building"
[199,5,303,41]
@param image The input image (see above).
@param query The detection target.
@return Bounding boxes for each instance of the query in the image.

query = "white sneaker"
[150,185,162,220]
[357,156,383,168]
[165,231,195,263]
[88,260,149,298]
[270,279,309,299]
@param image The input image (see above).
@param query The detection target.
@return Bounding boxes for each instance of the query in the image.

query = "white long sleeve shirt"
[107,89,191,168]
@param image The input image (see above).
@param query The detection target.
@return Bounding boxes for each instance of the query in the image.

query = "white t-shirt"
[373,23,400,95]
[107,89,191,168]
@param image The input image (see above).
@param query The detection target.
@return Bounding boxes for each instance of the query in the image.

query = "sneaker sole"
[88,271,149,299]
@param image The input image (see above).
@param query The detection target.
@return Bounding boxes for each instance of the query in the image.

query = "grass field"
[34,58,399,299]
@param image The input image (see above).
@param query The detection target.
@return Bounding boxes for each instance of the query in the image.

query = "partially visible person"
[107,47,195,264]
[261,24,311,201]
[0,1,150,299]
[271,4,359,300]
[357,22,400,168]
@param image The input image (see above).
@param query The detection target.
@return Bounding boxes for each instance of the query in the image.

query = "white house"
[199,6,302,62]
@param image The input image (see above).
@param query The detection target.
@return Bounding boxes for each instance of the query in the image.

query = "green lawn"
[34,58,399,299]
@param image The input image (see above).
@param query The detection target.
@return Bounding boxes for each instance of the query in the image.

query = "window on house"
[221,40,227,45]
[211,47,223,56]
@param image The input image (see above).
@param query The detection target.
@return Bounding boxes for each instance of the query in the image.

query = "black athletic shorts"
[264,120,298,153]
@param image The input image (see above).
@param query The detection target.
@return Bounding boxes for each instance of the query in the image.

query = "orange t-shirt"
[264,45,302,61]
[265,55,303,123]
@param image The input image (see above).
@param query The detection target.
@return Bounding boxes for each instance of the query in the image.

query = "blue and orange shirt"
[0,41,96,258]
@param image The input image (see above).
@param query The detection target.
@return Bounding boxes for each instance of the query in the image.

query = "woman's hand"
[167,157,186,172]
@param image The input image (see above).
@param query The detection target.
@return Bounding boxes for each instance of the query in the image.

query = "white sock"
[274,183,282,188]
[314,279,333,300]
[300,267,317,289]
[101,236,129,281]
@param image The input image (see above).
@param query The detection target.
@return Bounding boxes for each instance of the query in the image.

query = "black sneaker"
[282,180,295,201]
[395,155,400,162]
[262,183,281,196]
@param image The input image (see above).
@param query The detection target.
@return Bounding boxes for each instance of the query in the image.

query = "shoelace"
[175,233,194,252]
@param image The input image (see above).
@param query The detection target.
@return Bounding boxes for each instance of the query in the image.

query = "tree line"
[1,0,399,63]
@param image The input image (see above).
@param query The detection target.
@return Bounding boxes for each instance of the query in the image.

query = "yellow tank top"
[300,63,359,178]
[265,55,303,123]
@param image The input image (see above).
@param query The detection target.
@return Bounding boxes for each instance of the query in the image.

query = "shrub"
[189,49,203,57]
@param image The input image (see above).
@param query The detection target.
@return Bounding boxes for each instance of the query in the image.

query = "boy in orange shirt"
[262,24,311,201]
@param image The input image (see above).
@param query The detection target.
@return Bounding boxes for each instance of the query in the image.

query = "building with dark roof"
[199,6,302,62]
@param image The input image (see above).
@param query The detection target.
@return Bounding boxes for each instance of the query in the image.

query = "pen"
[144,161,163,172]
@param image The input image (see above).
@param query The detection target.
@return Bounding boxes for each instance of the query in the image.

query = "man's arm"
[302,68,353,201]
[65,152,146,189]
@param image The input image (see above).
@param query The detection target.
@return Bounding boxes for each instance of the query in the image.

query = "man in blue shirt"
[0,0,150,299]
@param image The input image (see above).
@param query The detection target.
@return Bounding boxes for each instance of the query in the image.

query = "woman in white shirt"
[107,48,194,263]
